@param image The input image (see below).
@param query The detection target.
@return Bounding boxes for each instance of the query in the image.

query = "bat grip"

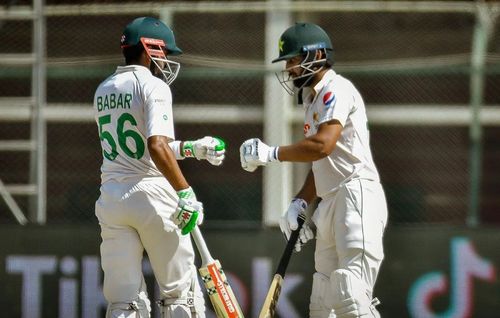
[191,227,215,266]
[276,215,305,277]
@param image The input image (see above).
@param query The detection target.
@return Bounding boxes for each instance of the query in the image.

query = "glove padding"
[239,138,279,172]
[279,198,315,252]
[173,187,204,235]
[183,137,226,166]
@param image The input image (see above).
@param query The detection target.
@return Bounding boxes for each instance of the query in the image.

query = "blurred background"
[1,0,500,317]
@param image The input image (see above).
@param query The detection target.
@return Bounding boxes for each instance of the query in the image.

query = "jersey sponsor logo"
[323,91,335,108]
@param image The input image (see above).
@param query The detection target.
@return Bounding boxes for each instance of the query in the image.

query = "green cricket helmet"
[121,17,182,84]
[272,22,332,63]
[273,23,334,95]
[121,17,182,55]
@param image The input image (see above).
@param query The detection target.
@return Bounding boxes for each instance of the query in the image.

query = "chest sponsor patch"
[323,91,335,108]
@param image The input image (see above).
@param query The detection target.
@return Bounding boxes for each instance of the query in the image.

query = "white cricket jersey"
[93,65,174,183]
[301,69,380,198]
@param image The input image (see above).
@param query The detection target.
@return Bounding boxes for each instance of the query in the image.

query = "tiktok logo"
[407,237,496,318]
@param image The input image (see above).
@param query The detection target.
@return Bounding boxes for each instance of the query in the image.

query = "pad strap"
[157,295,195,308]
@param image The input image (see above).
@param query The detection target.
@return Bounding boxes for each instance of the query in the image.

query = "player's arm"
[239,119,342,171]
[279,120,342,162]
[149,135,202,234]
[295,169,317,204]
[149,135,189,191]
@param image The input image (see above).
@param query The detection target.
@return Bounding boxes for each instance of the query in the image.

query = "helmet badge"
[278,39,284,52]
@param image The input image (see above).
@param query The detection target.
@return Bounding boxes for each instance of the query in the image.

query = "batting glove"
[279,198,315,252]
[173,187,204,235]
[239,138,279,172]
[182,137,226,166]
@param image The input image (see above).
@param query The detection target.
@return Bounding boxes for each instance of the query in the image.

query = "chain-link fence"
[1,1,499,227]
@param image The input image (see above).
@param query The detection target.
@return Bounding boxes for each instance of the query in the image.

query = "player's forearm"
[278,138,332,162]
[278,121,341,162]
[295,169,317,203]
[148,137,189,191]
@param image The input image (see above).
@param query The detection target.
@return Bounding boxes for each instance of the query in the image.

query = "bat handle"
[276,215,305,276]
[191,227,215,266]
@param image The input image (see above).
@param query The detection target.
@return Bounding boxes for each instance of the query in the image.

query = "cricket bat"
[259,215,306,318]
[191,227,245,318]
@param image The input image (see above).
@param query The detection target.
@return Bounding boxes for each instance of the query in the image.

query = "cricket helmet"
[121,17,182,84]
[121,17,182,55]
[273,23,333,95]
[272,22,333,64]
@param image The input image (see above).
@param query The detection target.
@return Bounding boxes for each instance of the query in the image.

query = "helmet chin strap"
[293,72,315,90]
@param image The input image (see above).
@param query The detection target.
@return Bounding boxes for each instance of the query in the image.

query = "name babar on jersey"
[96,93,133,112]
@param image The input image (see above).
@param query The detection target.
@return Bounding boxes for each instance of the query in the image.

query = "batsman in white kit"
[240,23,388,317]
[93,17,225,318]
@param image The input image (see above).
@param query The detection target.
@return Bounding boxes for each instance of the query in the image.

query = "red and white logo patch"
[303,123,310,135]
[323,91,335,107]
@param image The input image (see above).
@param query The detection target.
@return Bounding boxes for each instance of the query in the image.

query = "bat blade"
[258,274,283,318]
[191,227,244,318]
[259,215,305,318]
[199,260,244,318]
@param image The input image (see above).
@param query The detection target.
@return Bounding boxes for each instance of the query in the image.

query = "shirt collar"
[312,69,336,95]
[115,64,150,74]
[301,69,337,105]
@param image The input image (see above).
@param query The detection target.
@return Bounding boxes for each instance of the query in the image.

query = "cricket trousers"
[95,178,205,314]
[310,179,388,317]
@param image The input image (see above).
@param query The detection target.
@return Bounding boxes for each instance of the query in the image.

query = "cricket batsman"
[240,23,388,317]
[94,17,225,318]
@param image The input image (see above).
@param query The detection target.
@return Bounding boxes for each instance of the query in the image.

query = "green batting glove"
[173,187,204,235]
[183,136,226,166]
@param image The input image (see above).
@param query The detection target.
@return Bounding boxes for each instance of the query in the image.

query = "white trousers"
[95,179,199,308]
[310,179,388,317]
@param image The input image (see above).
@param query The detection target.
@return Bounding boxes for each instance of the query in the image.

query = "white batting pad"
[331,269,372,318]
[310,272,335,318]
[106,294,150,318]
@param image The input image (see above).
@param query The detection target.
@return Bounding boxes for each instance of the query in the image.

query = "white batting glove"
[239,138,279,172]
[173,187,204,235]
[279,198,315,252]
[182,137,226,166]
